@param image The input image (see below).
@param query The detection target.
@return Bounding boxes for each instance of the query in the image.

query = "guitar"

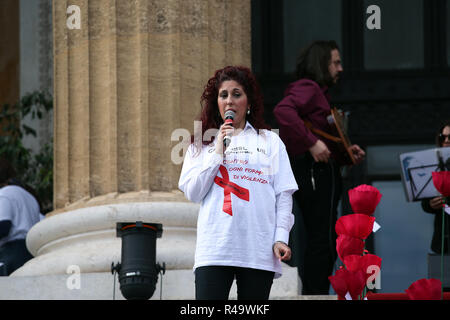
[304,107,356,165]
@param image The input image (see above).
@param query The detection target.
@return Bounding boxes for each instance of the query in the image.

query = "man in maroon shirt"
[274,40,365,295]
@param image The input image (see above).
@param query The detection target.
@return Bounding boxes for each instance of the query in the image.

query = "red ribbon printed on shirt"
[214,165,249,216]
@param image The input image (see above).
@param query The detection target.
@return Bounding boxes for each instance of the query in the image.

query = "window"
[363,0,424,70]
[282,0,342,73]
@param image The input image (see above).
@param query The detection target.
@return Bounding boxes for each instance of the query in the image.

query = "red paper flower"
[329,268,367,300]
[343,253,382,282]
[405,278,442,300]
[360,254,382,275]
[329,268,349,299]
[432,171,450,197]
[348,184,382,215]
[335,214,376,240]
[336,234,365,262]
[343,254,363,272]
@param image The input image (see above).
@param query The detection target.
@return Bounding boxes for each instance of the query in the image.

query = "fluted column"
[13,0,251,296]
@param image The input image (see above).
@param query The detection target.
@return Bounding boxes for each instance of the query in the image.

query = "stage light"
[111,221,165,300]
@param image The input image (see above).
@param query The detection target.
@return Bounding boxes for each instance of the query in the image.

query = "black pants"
[0,239,33,276]
[195,266,274,300]
[290,154,342,295]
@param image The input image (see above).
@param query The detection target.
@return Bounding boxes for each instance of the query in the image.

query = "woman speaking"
[179,66,298,300]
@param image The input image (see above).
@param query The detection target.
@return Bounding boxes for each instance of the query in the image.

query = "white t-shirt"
[179,122,298,278]
[0,185,41,247]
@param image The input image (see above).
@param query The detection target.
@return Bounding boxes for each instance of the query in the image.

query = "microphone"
[223,110,235,149]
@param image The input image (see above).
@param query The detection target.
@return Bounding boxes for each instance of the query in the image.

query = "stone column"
[12,0,252,299]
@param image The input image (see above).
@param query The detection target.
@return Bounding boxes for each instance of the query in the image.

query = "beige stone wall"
[52,0,251,212]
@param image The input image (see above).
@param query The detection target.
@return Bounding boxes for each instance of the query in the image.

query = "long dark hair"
[436,119,450,147]
[193,66,270,151]
[295,40,339,87]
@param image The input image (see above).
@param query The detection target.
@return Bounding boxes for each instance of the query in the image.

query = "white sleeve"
[0,197,14,222]
[270,133,298,244]
[274,191,295,244]
[178,144,223,203]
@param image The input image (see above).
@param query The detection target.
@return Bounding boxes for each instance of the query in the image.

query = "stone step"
[0,265,309,300]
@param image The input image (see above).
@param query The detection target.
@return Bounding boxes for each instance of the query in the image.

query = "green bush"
[0,91,53,214]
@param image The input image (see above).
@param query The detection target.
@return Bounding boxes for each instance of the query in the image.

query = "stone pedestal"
[14,199,198,276]
[11,199,201,299]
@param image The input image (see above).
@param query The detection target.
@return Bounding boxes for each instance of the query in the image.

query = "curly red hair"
[192,66,270,149]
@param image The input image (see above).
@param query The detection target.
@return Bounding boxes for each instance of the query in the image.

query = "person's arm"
[273,191,294,261]
[178,143,223,203]
[421,197,443,214]
[270,135,298,261]
[349,144,366,165]
[273,81,320,156]
[0,220,11,239]
[309,140,331,163]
